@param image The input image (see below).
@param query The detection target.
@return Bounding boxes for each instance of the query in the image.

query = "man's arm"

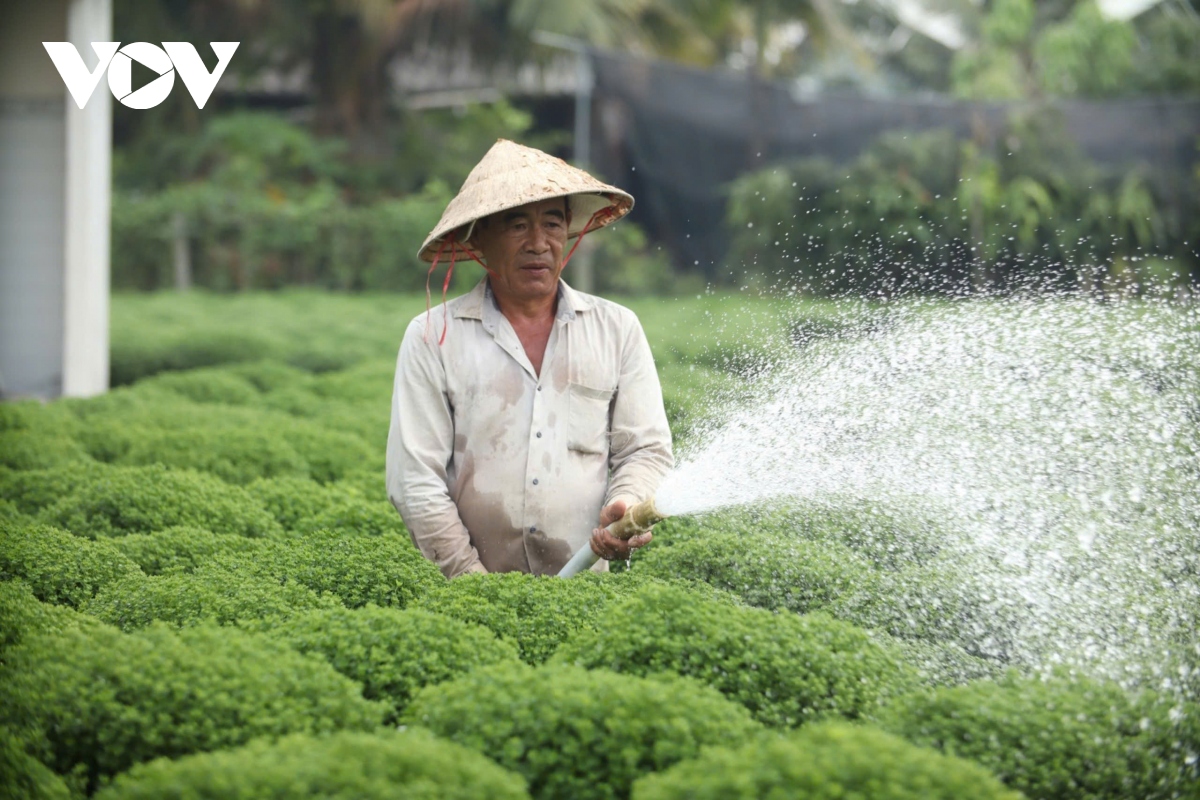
[604,311,674,510]
[386,318,487,579]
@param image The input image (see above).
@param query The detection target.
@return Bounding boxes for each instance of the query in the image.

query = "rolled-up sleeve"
[386,318,486,578]
[604,313,674,508]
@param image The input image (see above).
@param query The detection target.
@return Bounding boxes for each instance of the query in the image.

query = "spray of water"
[655,296,1199,691]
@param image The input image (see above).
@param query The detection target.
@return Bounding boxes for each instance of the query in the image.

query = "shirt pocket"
[567,382,613,455]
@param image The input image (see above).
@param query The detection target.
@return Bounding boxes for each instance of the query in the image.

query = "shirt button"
[529,526,537,533]
[536,431,542,438]
[537,386,542,392]
[532,478,539,486]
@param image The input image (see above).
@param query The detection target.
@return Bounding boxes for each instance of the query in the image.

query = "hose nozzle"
[556,497,668,578]
[605,497,667,541]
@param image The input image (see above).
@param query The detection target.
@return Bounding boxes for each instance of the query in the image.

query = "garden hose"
[556,498,667,578]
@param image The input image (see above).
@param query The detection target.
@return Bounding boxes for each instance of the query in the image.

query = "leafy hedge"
[82,565,341,630]
[885,637,1008,688]
[405,662,762,800]
[111,526,261,575]
[261,606,521,722]
[0,730,72,800]
[0,580,104,657]
[829,560,1024,663]
[876,674,1194,800]
[92,407,379,485]
[0,623,386,793]
[211,529,443,609]
[38,464,281,538]
[0,463,107,517]
[0,401,87,472]
[134,367,264,405]
[634,499,947,573]
[247,476,405,535]
[0,429,90,472]
[634,531,873,614]
[94,728,530,800]
[117,427,311,484]
[0,521,143,607]
[631,721,1024,800]
[554,582,914,728]
[247,476,342,530]
[413,571,662,664]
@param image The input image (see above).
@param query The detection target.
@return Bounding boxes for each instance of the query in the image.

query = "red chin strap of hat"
[424,232,493,346]
[561,205,618,269]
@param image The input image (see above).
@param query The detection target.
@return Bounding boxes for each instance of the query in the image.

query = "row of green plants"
[5,292,1200,796]
[726,112,1199,295]
[2,481,1195,798]
[3,336,1199,798]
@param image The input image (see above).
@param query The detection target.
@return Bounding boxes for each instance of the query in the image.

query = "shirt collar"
[453,277,593,326]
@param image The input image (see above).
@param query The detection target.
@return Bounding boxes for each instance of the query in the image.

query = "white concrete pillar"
[0,0,110,399]
[61,0,112,397]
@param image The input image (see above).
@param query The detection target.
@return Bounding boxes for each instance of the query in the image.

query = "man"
[386,139,674,578]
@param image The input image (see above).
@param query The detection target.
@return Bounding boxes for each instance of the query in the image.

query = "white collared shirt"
[386,278,674,578]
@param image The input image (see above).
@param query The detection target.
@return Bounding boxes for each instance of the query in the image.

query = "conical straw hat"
[417,139,634,262]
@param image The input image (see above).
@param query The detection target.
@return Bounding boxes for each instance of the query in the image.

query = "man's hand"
[589,500,653,561]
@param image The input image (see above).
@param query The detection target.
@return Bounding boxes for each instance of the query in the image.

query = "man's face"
[471,198,570,306]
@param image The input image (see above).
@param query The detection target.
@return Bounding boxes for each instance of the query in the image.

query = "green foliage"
[1131,7,1200,94]
[115,110,348,194]
[589,219,679,296]
[0,499,23,524]
[634,531,872,614]
[632,721,1024,800]
[981,0,1035,49]
[1035,1,1136,97]
[211,528,443,610]
[82,565,341,630]
[0,623,386,794]
[0,730,72,800]
[94,728,530,800]
[829,559,1024,663]
[39,464,281,538]
[110,526,260,575]
[554,582,914,728]
[885,637,1008,688]
[0,402,87,471]
[0,463,106,516]
[135,367,262,405]
[262,606,520,722]
[726,130,965,294]
[305,495,403,535]
[111,179,452,292]
[767,497,948,569]
[69,386,380,485]
[630,498,948,601]
[413,571,657,664]
[405,661,762,800]
[0,580,104,657]
[0,520,143,607]
[655,361,750,445]
[108,291,423,386]
[876,674,1188,800]
[0,429,90,472]
[246,476,344,530]
[725,117,1192,295]
[278,423,383,484]
[117,426,311,483]
[953,0,1143,101]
